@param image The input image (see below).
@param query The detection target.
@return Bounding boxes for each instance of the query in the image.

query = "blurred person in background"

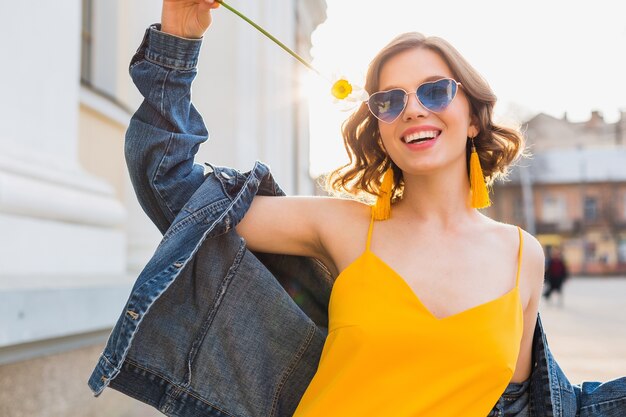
[543,246,569,307]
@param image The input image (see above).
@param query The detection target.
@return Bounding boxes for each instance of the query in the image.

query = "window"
[80,0,93,85]
[79,1,120,98]
[584,196,598,221]
[542,194,566,222]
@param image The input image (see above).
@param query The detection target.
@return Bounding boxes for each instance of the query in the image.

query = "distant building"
[488,111,626,275]
[524,110,626,151]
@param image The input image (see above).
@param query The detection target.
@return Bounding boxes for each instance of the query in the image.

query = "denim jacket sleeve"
[125,24,208,234]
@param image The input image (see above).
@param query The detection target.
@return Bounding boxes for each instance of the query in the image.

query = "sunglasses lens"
[418,79,457,112]
[368,89,406,123]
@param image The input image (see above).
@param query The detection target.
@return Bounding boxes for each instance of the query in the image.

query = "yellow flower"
[329,74,368,111]
[331,79,353,100]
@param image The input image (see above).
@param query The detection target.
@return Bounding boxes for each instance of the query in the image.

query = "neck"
[393,163,478,228]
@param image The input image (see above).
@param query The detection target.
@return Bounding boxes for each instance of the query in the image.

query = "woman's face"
[377,47,478,177]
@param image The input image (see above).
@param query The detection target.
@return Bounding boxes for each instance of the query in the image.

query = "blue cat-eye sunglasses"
[366,78,461,123]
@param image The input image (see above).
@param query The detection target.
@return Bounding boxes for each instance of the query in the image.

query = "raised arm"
[125,1,219,234]
[127,0,365,270]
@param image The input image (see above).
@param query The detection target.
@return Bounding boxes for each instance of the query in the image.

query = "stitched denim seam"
[183,239,247,387]
[161,385,179,415]
[182,194,231,215]
[101,353,114,368]
[144,54,198,72]
[124,358,237,417]
[269,321,317,417]
[112,382,159,410]
[111,256,197,376]
[113,263,181,361]
[160,68,168,114]
[579,396,626,410]
[548,355,564,416]
[152,131,177,222]
[502,395,523,401]
[162,199,230,244]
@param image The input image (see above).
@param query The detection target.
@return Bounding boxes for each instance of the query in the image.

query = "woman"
[543,247,569,307]
[89,1,626,416]
[233,2,543,413]
[287,31,541,417]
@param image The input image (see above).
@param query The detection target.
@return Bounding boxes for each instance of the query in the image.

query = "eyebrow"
[379,75,450,91]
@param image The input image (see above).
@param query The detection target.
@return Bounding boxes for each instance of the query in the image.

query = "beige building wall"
[78,105,127,202]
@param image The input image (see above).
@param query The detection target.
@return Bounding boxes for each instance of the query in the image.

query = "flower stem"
[216,0,321,76]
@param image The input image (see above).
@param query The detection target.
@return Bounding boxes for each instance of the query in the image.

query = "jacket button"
[221,172,232,180]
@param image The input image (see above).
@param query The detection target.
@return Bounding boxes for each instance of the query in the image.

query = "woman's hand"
[161,0,220,39]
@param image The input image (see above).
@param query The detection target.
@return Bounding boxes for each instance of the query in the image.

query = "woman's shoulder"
[480,216,538,246]
[312,195,372,223]
[310,196,373,276]
[482,217,545,280]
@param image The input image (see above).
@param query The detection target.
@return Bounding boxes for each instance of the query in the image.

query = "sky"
[305,0,626,177]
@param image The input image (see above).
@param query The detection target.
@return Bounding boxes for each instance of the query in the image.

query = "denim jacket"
[88,26,626,417]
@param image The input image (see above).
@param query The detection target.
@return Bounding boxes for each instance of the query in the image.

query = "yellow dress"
[292,211,524,417]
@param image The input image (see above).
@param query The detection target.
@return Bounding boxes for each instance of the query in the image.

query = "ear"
[467,114,480,138]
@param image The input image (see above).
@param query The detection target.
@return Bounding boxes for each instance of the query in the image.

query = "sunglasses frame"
[366,78,462,124]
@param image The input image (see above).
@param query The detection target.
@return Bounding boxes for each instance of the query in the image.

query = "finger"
[204,0,221,8]
[199,0,220,12]
[198,0,219,14]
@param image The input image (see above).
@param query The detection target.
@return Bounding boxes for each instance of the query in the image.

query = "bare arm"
[512,231,546,382]
[235,196,371,276]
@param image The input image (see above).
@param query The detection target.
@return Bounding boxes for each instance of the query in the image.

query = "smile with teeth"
[402,130,441,144]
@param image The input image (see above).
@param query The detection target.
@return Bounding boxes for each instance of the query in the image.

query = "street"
[538,276,626,384]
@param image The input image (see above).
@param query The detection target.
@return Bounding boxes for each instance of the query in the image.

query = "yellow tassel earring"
[469,137,491,209]
[373,166,394,220]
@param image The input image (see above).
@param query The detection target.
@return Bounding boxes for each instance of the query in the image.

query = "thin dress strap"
[515,226,523,287]
[366,208,376,252]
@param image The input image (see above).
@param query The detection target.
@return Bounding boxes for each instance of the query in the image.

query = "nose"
[402,91,428,121]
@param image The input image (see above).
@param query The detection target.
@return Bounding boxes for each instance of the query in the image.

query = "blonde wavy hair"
[325,32,525,203]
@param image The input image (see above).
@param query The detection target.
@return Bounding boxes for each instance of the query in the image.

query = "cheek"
[442,107,471,135]
[454,97,474,131]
